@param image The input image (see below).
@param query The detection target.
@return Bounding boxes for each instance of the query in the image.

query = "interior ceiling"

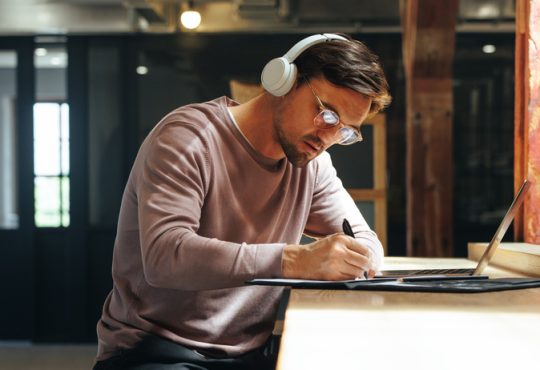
[0,0,515,35]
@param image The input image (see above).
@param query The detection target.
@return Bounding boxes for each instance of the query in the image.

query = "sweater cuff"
[254,243,286,279]
[356,237,384,271]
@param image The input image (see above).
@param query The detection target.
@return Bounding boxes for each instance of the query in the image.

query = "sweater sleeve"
[303,152,384,270]
[136,120,283,291]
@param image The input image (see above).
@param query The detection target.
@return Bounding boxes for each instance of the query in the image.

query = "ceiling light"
[180,1,201,30]
[51,57,61,66]
[180,10,201,29]
[35,48,48,57]
[482,44,496,54]
[478,4,500,18]
[136,66,148,75]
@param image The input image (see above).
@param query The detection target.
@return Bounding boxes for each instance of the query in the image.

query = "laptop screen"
[473,179,532,275]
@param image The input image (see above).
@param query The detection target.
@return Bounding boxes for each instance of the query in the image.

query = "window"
[33,102,69,227]
[0,50,18,229]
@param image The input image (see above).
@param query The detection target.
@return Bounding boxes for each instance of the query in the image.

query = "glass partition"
[34,44,69,227]
[0,50,18,229]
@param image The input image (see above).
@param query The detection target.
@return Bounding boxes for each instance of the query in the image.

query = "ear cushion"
[261,57,297,96]
[274,63,297,96]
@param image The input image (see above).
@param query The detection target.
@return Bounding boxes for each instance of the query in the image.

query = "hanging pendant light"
[180,0,201,30]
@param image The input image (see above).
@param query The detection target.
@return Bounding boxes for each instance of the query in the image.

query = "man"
[94,33,391,370]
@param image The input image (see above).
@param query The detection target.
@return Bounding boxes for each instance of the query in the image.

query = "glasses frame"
[305,79,363,145]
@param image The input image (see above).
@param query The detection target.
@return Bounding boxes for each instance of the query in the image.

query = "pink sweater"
[96,96,383,360]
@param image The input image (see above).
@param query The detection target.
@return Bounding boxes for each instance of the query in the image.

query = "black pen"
[342,218,369,279]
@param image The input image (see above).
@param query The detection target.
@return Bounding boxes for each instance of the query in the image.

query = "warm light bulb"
[180,10,201,30]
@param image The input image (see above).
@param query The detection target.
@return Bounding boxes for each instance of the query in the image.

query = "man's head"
[263,34,391,167]
[294,34,391,117]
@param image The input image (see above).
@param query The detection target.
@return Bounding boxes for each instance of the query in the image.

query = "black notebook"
[247,277,540,293]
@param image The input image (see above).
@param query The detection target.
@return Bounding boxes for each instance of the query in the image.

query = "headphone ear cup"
[261,57,296,96]
[274,63,297,97]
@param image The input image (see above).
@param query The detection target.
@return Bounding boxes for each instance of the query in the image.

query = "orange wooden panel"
[515,0,540,244]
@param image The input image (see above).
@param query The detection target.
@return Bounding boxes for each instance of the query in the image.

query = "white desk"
[276,257,540,370]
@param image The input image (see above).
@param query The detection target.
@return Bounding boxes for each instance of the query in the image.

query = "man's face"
[273,77,372,167]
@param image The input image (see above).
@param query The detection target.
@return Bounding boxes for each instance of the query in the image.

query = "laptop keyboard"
[382,268,475,276]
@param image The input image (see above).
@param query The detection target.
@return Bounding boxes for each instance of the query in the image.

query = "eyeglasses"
[305,80,363,146]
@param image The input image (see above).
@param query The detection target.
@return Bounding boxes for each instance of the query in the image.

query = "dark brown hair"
[295,34,391,115]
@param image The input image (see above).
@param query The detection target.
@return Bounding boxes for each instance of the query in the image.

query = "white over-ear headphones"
[261,33,347,97]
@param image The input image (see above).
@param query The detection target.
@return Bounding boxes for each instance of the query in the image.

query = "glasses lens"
[314,109,339,128]
[337,127,362,145]
[322,110,339,125]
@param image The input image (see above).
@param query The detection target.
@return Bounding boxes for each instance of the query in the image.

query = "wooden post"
[515,0,540,243]
[402,0,459,257]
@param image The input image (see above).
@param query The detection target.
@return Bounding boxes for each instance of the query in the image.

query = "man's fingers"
[338,235,374,276]
[288,234,376,281]
[340,235,372,262]
[335,265,364,280]
[343,250,372,272]
[337,261,375,280]
[340,234,371,256]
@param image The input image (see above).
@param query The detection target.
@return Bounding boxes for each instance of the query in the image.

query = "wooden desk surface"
[276,257,540,370]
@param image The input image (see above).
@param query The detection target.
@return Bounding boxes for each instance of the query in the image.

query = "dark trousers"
[93,334,280,370]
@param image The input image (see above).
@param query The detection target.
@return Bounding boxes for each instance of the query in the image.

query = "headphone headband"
[261,33,347,97]
[283,33,347,62]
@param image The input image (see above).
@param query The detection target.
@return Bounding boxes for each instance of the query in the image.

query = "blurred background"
[0,0,518,367]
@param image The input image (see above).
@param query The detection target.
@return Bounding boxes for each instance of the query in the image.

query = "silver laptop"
[377,179,532,278]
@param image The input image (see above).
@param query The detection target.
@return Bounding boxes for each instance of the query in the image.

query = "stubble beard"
[273,114,311,168]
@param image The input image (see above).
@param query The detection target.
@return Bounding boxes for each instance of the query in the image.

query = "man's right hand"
[281,234,374,281]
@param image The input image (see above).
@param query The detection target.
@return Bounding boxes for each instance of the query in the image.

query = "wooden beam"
[347,189,386,200]
[372,115,387,253]
[515,0,540,243]
[402,0,459,257]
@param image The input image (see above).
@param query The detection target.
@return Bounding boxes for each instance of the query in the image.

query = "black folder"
[247,277,540,293]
